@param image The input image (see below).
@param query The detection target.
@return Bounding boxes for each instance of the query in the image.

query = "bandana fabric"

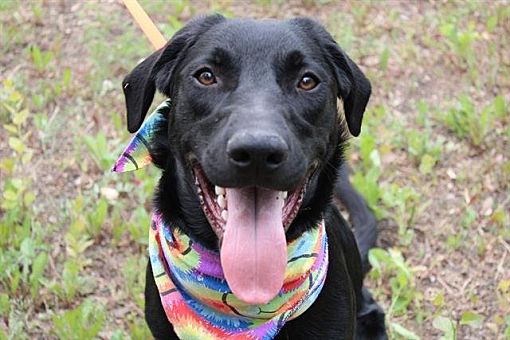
[113,101,329,339]
[112,100,171,173]
[150,213,328,339]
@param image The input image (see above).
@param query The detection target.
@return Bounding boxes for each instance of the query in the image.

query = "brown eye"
[195,68,216,86]
[298,74,319,91]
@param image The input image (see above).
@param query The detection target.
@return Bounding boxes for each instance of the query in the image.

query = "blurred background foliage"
[0,0,509,339]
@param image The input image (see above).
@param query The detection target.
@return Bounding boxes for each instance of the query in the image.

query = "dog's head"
[122,15,370,304]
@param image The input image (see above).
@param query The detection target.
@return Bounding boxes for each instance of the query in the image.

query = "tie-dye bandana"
[112,99,170,173]
[113,101,329,339]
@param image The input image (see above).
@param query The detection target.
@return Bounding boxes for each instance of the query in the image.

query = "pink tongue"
[221,187,286,305]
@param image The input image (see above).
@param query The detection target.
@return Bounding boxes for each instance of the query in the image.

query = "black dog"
[122,15,387,339]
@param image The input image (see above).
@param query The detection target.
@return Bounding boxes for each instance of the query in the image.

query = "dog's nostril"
[266,151,284,166]
[230,150,251,165]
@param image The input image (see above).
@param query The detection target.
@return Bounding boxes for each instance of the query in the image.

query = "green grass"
[438,95,508,147]
[1,1,509,338]
[52,299,106,340]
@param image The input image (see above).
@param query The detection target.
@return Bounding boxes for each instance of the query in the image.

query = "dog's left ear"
[325,42,371,137]
[122,14,226,132]
[290,18,371,137]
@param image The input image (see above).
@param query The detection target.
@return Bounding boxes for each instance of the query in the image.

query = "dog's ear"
[325,42,371,137]
[289,18,371,137]
[122,50,159,133]
[122,14,226,132]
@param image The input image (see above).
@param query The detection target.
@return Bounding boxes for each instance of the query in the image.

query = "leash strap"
[121,0,166,50]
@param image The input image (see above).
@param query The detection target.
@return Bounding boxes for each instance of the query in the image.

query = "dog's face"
[122,15,370,305]
[175,20,333,192]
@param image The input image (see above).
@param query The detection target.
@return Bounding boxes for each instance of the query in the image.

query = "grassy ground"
[1,0,509,339]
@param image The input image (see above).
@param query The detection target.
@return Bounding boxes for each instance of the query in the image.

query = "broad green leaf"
[494,95,507,118]
[3,189,17,201]
[8,137,25,153]
[12,108,29,126]
[433,316,456,340]
[23,192,35,206]
[391,322,420,340]
[29,252,49,298]
[419,154,436,174]
[486,15,497,32]
[0,293,9,316]
[433,291,445,307]
[359,133,376,168]
[369,149,381,168]
[498,279,510,293]
[3,124,17,134]
[31,45,42,66]
[10,178,23,190]
[460,311,483,327]
[368,248,391,270]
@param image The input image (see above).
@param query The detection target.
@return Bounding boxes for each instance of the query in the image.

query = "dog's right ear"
[122,50,159,133]
[289,17,371,137]
[122,14,226,133]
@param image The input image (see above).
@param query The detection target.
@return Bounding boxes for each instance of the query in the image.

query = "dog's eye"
[298,74,319,91]
[194,68,217,86]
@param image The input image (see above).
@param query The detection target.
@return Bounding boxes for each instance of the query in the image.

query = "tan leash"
[121,0,166,50]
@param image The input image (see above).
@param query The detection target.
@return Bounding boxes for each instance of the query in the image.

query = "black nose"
[227,130,289,171]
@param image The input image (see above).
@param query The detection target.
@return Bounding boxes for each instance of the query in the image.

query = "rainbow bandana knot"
[112,100,170,173]
[113,101,329,339]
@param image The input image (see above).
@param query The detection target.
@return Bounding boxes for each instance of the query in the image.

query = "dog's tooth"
[221,210,228,221]
[197,187,202,194]
[217,195,226,209]
[215,186,225,196]
[282,191,288,199]
[194,177,199,186]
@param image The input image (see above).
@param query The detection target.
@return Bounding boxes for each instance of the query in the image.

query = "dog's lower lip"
[192,165,307,239]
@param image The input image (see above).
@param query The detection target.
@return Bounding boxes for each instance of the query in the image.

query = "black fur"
[122,15,387,339]
[335,164,378,275]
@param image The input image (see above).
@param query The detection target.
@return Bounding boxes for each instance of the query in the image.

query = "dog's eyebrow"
[274,50,307,76]
[284,50,305,68]
[276,50,308,75]
[209,47,233,66]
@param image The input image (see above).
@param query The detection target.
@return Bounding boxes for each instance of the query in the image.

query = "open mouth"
[193,166,306,239]
[192,164,311,305]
